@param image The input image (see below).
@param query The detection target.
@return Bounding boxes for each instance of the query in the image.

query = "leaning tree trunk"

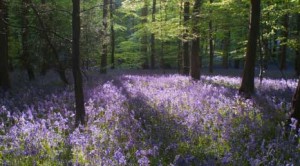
[101,0,109,73]
[0,0,11,90]
[190,0,202,80]
[30,1,68,84]
[22,0,35,81]
[239,0,260,96]
[182,2,190,75]
[72,0,85,126]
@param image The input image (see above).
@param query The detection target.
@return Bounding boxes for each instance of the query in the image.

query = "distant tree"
[279,13,289,71]
[177,0,183,73]
[239,0,260,96]
[72,0,85,126]
[0,0,11,90]
[208,0,214,73]
[222,31,230,69]
[110,0,115,69]
[150,0,156,69]
[141,0,149,69]
[101,0,109,73]
[182,2,190,75]
[190,0,202,80]
[21,0,35,81]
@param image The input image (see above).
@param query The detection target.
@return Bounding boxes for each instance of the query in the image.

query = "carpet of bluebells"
[0,69,300,165]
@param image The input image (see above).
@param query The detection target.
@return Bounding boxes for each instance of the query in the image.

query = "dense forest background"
[1,0,300,165]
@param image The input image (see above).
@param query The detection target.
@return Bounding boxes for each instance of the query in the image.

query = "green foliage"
[5,0,300,71]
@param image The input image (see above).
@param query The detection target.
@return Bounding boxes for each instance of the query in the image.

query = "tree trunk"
[279,14,289,71]
[295,11,300,76]
[234,59,240,69]
[141,0,149,69]
[182,2,190,75]
[190,0,202,80]
[0,0,11,90]
[110,0,115,69]
[22,0,35,81]
[208,0,214,73]
[101,0,109,73]
[30,1,68,84]
[239,0,260,96]
[222,31,230,69]
[150,0,156,69]
[160,41,165,69]
[72,0,85,126]
[177,0,183,73]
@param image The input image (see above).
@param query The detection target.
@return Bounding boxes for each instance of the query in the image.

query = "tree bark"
[22,0,35,81]
[190,0,202,80]
[150,0,156,69]
[239,0,260,96]
[110,0,115,69]
[141,0,149,69]
[0,0,11,90]
[182,2,190,75]
[72,0,85,126]
[101,0,109,73]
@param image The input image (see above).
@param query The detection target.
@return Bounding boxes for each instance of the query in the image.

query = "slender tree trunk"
[39,0,47,76]
[239,0,260,96]
[101,0,109,73]
[150,0,156,69]
[0,0,11,90]
[208,0,214,73]
[110,0,115,69]
[30,1,68,84]
[200,38,204,68]
[182,2,190,75]
[160,41,165,69]
[72,0,85,126]
[280,14,289,71]
[222,31,230,69]
[190,0,202,80]
[141,0,149,69]
[234,59,240,69]
[177,41,182,72]
[22,0,35,81]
